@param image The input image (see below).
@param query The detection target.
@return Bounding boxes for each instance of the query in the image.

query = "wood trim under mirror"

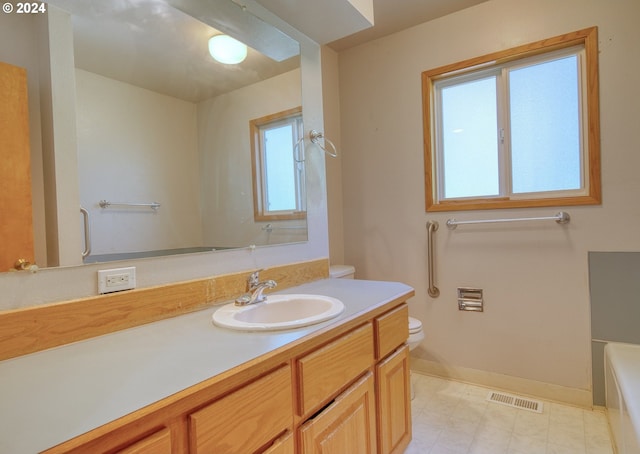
[0,258,328,361]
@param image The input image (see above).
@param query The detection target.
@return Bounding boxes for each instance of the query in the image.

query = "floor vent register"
[486,391,544,413]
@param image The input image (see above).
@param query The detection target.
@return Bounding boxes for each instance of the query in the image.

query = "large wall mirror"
[0,0,305,272]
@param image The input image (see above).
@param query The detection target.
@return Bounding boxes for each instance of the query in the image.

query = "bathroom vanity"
[0,276,414,454]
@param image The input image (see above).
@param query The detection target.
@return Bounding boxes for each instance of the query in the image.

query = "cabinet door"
[376,345,411,454]
[300,372,376,454]
[189,365,292,454]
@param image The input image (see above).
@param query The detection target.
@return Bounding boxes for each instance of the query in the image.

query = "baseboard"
[410,356,593,409]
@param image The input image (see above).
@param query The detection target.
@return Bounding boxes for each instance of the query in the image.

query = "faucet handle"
[247,269,262,289]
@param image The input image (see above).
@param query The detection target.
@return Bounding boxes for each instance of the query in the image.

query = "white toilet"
[407,316,424,352]
[407,316,424,400]
[329,265,425,398]
[329,265,356,279]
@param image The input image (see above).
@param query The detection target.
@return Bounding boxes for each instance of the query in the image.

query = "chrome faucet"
[235,270,277,306]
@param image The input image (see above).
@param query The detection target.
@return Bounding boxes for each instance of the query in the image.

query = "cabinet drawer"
[374,304,408,359]
[297,323,374,416]
[189,365,292,454]
[116,428,172,454]
[263,431,294,454]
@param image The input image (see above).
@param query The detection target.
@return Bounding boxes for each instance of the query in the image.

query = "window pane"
[264,124,297,211]
[509,55,581,193]
[441,76,499,199]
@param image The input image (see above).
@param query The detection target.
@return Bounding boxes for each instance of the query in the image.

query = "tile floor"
[406,372,614,454]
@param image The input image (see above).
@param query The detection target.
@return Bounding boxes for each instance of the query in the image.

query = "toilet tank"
[329,265,355,279]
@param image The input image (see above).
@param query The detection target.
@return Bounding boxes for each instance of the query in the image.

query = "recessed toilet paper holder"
[458,287,483,312]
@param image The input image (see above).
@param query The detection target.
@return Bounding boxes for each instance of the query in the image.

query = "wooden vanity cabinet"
[44,301,412,454]
[295,304,411,454]
[374,305,412,454]
[295,322,377,453]
[45,366,293,454]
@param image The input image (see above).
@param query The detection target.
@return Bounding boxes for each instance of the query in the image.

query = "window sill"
[426,194,601,212]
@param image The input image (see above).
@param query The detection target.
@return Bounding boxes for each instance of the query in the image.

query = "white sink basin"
[212,294,345,331]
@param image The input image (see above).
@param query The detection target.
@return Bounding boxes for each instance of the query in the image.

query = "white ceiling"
[46,0,488,103]
[47,0,299,103]
[328,0,490,51]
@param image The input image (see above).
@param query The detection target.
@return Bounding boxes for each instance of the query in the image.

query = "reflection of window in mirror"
[250,107,306,221]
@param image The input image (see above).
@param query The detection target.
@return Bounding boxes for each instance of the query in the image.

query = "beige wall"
[332,0,640,396]
[76,69,203,255]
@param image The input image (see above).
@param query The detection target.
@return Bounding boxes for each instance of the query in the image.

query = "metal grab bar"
[80,206,91,259]
[426,221,440,298]
[99,200,161,210]
[446,211,570,230]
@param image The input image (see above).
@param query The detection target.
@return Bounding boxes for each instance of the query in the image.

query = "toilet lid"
[329,265,355,278]
[408,316,422,333]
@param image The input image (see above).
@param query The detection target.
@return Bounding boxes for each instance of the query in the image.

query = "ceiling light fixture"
[208,35,247,64]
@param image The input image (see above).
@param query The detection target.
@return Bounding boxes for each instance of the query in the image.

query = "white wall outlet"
[98,267,136,294]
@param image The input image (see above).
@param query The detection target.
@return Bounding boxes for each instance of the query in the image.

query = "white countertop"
[0,278,413,454]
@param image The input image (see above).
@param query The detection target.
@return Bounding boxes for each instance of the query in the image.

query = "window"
[250,107,306,221]
[422,27,601,212]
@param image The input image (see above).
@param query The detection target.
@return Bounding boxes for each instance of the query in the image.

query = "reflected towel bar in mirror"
[262,223,307,233]
[99,200,161,210]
